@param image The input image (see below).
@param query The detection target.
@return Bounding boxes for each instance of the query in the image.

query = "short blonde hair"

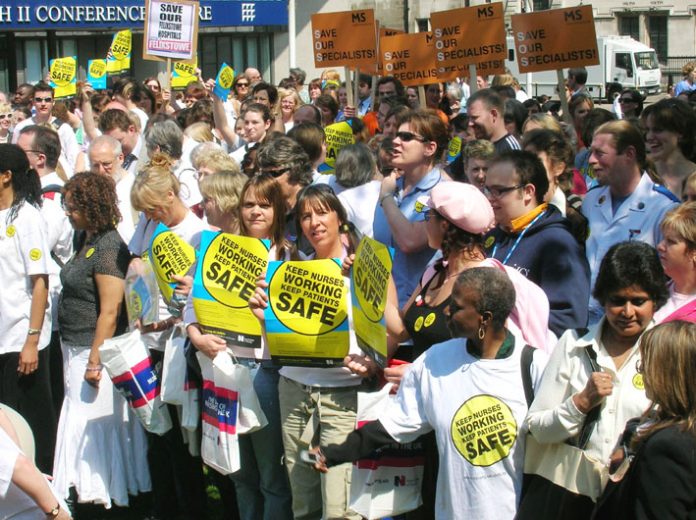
[191,145,240,175]
[661,202,696,250]
[184,121,214,143]
[0,102,11,116]
[131,153,180,211]
[199,171,247,214]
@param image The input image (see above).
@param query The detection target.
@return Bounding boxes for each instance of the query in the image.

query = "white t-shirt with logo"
[380,335,548,520]
[0,203,52,353]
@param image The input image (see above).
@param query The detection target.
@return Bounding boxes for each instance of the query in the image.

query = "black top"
[58,229,131,346]
[593,425,696,519]
[402,271,452,360]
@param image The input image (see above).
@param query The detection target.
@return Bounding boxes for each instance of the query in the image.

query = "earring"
[478,325,485,340]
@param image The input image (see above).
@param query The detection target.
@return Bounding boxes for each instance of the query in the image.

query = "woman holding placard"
[128,154,208,520]
[186,174,294,520]
[249,184,401,520]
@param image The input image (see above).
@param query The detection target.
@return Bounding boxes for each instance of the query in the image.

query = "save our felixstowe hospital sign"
[144,0,199,61]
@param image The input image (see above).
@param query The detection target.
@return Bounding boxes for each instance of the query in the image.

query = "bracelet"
[27,328,41,336]
[85,366,103,372]
[379,193,394,207]
[45,504,60,517]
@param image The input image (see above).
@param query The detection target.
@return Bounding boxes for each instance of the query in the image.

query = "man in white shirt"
[88,135,137,243]
[98,108,148,177]
[582,120,679,322]
[12,82,80,177]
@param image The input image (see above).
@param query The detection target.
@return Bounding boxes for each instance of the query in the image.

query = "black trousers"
[0,347,57,473]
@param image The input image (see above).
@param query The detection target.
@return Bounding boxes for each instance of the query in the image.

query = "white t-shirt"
[338,180,381,238]
[129,211,206,350]
[130,107,149,133]
[0,203,52,353]
[115,172,137,244]
[380,335,547,520]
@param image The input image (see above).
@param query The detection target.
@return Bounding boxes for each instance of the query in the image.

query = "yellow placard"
[106,30,132,74]
[311,9,377,69]
[351,237,392,368]
[171,57,198,89]
[265,259,350,367]
[149,225,197,303]
[430,3,507,80]
[193,232,269,348]
[49,56,77,99]
[380,32,438,87]
[511,5,599,73]
[319,121,355,173]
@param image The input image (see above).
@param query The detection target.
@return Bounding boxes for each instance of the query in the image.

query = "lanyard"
[491,210,547,266]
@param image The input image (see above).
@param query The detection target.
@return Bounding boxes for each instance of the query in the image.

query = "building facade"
[0,0,693,93]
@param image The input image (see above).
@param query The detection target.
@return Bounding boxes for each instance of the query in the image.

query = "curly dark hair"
[63,171,121,233]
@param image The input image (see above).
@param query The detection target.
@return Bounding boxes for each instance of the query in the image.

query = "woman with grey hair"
[144,119,202,207]
[314,142,377,196]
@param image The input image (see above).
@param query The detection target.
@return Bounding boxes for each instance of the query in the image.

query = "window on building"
[618,15,640,41]
[201,33,274,83]
[416,18,429,32]
[648,15,668,63]
[532,0,552,10]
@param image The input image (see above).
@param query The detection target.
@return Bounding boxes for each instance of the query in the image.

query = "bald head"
[244,68,262,85]
[89,134,125,177]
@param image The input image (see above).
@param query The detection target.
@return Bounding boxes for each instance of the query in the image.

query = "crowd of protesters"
[1,61,696,520]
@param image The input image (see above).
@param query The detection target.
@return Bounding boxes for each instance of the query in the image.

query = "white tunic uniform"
[581,173,678,321]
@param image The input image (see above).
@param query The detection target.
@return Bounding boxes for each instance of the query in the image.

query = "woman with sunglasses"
[518,241,667,520]
[374,109,448,308]
[53,171,149,511]
[249,184,400,520]
[641,98,696,200]
[187,175,295,520]
[616,89,643,120]
[0,103,12,144]
[593,320,696,519]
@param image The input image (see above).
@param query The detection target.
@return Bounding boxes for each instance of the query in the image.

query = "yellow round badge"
[451,394,518,467]
[632,373,644,390]
[484,236,495,249]
[85,247,95,258]
[29,248,42,261]
[414,316,424,332]
[6,225,15,238]
[424,312,436,328]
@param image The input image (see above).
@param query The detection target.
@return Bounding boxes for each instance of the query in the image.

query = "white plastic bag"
[349,385,424,519]
[161,324,187,405]
[180,359,201,431]
[225,358,267,435]
[197,352,241,475]
[100,329,172,435]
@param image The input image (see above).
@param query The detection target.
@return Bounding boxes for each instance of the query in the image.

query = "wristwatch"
[45,504,60,517]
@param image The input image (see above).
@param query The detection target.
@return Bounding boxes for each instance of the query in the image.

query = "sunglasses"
[259,166,290,178]
[619,98,637,103]
[236,83,249,88]
[395,131,426,143]
[34,97,53,103]
[0,114,10,120]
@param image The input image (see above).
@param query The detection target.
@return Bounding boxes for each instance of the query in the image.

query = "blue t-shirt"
[373,168,443,307]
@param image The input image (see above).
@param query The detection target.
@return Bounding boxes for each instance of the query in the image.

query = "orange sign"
[431,3,507,80]
[511,5,599,73]
[380,32,438,87]
[311,10,377,69]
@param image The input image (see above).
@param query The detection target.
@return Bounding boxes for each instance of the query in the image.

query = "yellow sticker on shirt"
[484,236,495,249]
[451,394,517,467]
[86,247,95,258]
[414,315,424,332]
[29,248,42,261]
[632,373,644,390]
[6,225,15,238]
[424,312,436,328]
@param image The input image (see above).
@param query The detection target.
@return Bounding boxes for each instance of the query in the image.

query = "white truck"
[506,35,662,101]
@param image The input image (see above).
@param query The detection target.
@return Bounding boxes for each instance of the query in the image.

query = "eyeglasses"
[395,131,426,143]
[483,184,525,198]
[259,166,290,178]
[619,98,637,103]
[34,97,53,103]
